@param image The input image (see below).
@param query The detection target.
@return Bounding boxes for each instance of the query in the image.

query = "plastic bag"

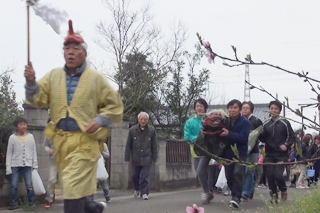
[97,154,109,180]
[215,166,227,189]
[32,169,46,195]
[209,159,216,165]
[283,168,287,177]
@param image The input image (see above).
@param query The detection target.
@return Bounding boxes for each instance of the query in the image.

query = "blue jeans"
[10,167,35,205]
[196,156,211,193]
[242,153,259,197]
[98,179,110,198]
[193,158,200,172]
[132,165,151,196]
[90,179,110,200]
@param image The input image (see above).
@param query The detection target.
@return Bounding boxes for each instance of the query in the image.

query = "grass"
[18,197,37,211]
[258,184,320,213]
[222,184,320,213]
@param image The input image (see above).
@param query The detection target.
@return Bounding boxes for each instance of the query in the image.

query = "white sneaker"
[296,184,306,189]
[142,194,148,200]
[99,202,107,212]
[258,184,267,188]
[133,190,140,198]
[224,189,231,196]
[229,200,239,209]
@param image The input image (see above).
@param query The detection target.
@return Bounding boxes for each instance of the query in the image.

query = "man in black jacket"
[124,112,158,200]
[259,101,296,203]
[241,101,263,201]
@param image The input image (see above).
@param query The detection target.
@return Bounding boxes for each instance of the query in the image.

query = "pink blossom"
[205,50,216,64]
[202,41,210,48]
[186,204,205,213]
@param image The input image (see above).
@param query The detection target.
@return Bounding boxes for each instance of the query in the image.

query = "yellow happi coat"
[26,65,123,199]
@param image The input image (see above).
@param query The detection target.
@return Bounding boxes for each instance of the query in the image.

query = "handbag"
[31,169,46,195]
[307,167,315,178]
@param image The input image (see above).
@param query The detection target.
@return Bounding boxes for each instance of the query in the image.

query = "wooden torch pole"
[27,4,30,63]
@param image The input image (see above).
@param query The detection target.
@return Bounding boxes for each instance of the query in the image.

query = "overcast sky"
[1,0,320,132]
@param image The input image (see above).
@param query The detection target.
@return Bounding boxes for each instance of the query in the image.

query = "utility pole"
[244,64,251,101]
[298,102,318,136]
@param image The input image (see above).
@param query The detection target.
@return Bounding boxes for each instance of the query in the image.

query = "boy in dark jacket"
[220,99,251,209]
[259,101,295,203]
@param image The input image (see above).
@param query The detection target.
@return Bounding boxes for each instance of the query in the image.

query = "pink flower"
[202,41,210,48]
[186,204,205,213]
[205,50,216,64]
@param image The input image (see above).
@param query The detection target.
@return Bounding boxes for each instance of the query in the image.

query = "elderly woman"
[296,134,311,188]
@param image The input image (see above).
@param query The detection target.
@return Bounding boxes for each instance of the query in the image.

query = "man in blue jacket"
[220,99,251,209]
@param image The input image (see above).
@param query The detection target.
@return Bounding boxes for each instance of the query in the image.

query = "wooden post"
[318,94,320,135]
[301,106,304,136]
[27,4,30,63]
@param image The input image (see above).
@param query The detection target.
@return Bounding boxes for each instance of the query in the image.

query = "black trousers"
[265,156,287,194]
[259,165,267,185]
[64,196,103,213]
[225,156,246,201]
[208,164,220,192]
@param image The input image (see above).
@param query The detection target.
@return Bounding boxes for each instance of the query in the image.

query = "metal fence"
[166,139,191,165]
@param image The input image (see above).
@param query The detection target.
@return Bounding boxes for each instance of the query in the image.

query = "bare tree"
[95,0,187,94]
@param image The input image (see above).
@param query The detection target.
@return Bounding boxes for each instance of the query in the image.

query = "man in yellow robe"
[24,20,123,213]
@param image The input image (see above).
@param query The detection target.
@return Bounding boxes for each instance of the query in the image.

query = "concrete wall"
[109,119,130,190]
[109,120,197,191]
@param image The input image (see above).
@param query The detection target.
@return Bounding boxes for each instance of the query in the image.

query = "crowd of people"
[288,133,320,188]
[4,19,319,212]
[184,98,319,209]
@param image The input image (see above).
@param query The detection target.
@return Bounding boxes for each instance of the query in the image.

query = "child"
[98,142,111,203]
[6,117,38,210]
[91,141,111,203]
[44,137,57,209]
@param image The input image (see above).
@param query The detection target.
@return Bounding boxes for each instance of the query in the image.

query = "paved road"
[0,186,308,213]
